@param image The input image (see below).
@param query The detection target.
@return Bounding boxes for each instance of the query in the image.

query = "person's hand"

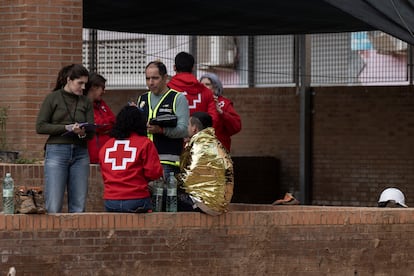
[65,124,74,132]
[214,95,223,114]
[72,122,86,135]
[147,124,163,134]
[216,103,223,114]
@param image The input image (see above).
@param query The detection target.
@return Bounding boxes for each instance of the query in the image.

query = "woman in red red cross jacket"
[200,73,242,152]
[98,106,163,213]
[84,73,116,164]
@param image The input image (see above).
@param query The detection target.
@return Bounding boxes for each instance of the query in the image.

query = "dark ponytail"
[53,64,89,91]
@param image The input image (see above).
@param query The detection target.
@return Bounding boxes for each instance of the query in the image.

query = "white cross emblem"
[183,92,202,110]
[104,140,137,170]
[217,100,225,108]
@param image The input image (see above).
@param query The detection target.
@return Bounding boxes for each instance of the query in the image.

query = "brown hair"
[84,73,106,95]
[53,64,89,91]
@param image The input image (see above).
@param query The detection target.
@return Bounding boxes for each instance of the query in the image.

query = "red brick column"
[0,0,83,158]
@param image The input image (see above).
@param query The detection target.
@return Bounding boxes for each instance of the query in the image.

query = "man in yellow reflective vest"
[136,61,189,179]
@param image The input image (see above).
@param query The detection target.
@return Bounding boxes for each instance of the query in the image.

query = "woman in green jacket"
[36,64,94,213]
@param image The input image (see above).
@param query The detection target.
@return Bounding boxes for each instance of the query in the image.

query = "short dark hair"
[190,112,213,130]
[174,52,194,73]
[84,73,106,95]
[145,61,168,76]
[110,106,147,139]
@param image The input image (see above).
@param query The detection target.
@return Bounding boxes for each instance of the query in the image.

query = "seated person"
[99,106,163,213]
[177,112,234,216]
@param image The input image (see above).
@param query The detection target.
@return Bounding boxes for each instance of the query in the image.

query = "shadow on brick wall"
[232,156,280,204]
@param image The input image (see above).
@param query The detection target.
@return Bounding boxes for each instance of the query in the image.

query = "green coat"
[36,89,95,146]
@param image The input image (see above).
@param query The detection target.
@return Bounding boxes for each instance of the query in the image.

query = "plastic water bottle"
[166,172,177,212]
[3,173,14,214]
[152,179,163,212]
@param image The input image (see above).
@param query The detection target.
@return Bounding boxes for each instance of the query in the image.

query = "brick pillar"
[0,0,83,159]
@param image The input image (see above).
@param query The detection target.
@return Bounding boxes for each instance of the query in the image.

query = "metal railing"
[82,29,411,89]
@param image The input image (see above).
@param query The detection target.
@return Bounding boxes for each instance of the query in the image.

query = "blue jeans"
[44,144,90,213]
[104,198,152,213]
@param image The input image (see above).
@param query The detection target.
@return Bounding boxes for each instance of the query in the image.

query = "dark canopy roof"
[83,0,414,44]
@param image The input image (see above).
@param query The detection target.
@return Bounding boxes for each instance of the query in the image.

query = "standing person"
[84,73,115,164]
[200,73,241,151]
[137,61,189,179]
[99,106,163,213]
[36,64,94,213]
[168,52,220,128]
[178,112,234,216]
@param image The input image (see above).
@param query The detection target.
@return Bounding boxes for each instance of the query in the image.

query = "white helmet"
[378,188,408,207]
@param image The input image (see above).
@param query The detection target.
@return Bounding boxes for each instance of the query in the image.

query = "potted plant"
[0,106,19,163]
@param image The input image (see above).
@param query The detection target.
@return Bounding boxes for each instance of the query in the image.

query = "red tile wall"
[0,205,413,275]
[312,86,414,207]
[0,0,83,159]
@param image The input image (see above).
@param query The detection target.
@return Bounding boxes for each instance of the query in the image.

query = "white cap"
[378,188,408,207]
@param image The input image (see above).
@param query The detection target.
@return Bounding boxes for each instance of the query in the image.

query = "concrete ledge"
[0,204,412,230]
[0,165,411,274]
[0,205,413,275]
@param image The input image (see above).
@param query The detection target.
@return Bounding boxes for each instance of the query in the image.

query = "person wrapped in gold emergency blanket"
[178,112,234,216]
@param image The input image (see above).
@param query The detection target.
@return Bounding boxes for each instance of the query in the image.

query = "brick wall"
[0,164,105,212]
[3,84,414,207]
[0,0,83,158]
[104,87,300,200]
[104,86,414,207]
[2,0,414,208]
[0,205,413,275]
[312,86,414,207]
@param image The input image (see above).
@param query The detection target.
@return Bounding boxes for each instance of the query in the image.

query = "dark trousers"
[177,189,202,213]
